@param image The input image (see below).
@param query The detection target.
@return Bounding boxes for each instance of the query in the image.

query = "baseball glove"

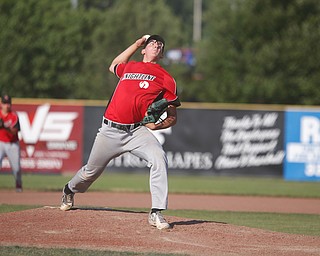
[142,98,169,124]
[0,118,4,129]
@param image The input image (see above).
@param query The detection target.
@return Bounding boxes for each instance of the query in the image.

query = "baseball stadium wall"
[1,98,320,182]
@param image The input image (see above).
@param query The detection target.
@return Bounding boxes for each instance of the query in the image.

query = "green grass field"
[0,246,174,256]
[1,172,320,197]
[1,173,320,256]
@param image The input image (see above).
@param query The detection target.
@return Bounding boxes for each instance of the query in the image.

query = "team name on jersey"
[121,73,156,81]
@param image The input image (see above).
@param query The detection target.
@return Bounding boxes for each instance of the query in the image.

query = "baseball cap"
[144,35,165,51]
[1,94,12,104]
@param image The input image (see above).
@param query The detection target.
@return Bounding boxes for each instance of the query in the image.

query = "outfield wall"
[1,99,319,181]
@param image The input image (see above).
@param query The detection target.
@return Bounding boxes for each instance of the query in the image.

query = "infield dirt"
[0,191,320,256]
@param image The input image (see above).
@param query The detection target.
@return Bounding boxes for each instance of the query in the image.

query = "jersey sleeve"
[163,75,181,107]
[13,118,20,131]
[11,113,20,131]
[114,63,126,79]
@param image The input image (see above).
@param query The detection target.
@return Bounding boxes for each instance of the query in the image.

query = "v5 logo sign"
[17,104,79,144]
[11,102,83,173]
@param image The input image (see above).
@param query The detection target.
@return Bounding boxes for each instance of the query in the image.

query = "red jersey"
[0,110,20,143]
[105,61,180,124]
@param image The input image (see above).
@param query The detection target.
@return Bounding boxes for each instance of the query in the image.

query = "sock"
[63,184,73,195]
[151,208,162,213]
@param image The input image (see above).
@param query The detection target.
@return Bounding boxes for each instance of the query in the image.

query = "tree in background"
[0,0,183,100]
[1,0,320,105]
[0,0,97,98]
[75,0,183,100]
[195,0,320,104]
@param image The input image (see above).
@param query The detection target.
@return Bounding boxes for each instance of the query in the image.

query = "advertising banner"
[1,103,83,174]
[284,109,320,181]
[83,107,284,176]
[1,100,304,178]
[212,109,285,176]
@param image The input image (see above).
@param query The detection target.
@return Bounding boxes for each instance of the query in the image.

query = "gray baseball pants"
[68,119,168,210]
[0,141,22,185]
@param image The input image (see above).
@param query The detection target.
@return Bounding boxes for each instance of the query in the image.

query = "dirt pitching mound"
[0,207,319,256]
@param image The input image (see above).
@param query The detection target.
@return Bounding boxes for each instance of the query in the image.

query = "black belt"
[104,118,141,132]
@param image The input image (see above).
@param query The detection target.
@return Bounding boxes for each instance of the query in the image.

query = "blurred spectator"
[165,48,195,67]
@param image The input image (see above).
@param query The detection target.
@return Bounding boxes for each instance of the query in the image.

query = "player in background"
[60,34,180,229]
[0,94,22,192]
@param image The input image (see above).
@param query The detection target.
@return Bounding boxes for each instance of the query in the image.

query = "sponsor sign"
[1,103,83,173]
[284,109,320,181]
[213,110,285,175]
[83,108,284,176]
[0,101,287,177]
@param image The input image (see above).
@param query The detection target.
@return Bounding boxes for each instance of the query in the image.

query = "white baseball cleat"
[60,192,74,211]
[148,211,170,230]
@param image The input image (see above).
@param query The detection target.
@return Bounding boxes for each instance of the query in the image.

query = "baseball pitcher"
[60,34,180,230]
